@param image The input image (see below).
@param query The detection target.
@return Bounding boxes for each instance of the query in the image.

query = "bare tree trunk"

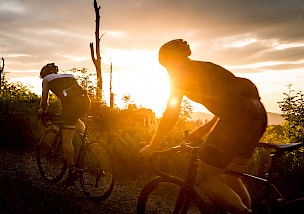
[90,0,102,99]
[109,62,114,108]
[0,57,4,85]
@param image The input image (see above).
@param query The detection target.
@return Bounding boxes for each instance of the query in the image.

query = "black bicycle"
[137,139,304,213]
[36,113,115,202]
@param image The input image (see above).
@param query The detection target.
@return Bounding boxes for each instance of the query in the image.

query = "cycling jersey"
[41,73,90,126]
[41,73,85,102]
[170,61,263,117]
[170,60,267,168]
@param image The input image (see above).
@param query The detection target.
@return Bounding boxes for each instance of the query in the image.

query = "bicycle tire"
[36,128,67,183]
[79,141,115,201]
[137,176,214,214]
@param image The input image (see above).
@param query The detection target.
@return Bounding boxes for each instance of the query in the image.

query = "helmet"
[40,63,58,78]
[158,39,191,66]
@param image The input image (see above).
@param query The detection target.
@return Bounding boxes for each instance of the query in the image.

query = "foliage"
[260,125,285,143]
[0,75,41,148]
[65,68,96,96]
[163,99,196,148]
[278,85,304,143]
[2,67,304,200]
[0,77,40,115]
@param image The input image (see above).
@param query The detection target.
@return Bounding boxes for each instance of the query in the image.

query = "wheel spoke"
[79,141,115,201]
[36,129,67,183]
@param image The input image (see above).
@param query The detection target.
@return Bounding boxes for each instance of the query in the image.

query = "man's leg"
[223,159,252,209]
[62,128,75,167]
[75,119,85,134]
[196,160,251,214]
[62,126,79,186]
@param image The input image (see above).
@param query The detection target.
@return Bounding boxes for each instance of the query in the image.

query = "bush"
[279,85,304,143]
[0,78,40,149]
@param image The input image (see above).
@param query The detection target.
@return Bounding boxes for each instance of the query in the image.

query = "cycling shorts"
[200,99,267,169]
[60,94,91,128]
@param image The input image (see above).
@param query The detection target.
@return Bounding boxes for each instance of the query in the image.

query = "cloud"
[1,0,303,74]
[1,0,304,114]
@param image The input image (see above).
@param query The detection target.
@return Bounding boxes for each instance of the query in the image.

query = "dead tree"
[90,0,103,99]
[0,57,4,85]
[109,62,114,108]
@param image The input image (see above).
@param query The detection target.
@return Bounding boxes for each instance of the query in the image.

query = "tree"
[0,57,4,85]
[278,85,304,143]
[67,68,96,95]
[90,0,104,99]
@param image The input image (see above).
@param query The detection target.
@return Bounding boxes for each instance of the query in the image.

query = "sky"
[1,0,304,116]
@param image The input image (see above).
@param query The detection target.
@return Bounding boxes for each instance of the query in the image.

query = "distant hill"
[191,112,283,125]
[267,112,284,125]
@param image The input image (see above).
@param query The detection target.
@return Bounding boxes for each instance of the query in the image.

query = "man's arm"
[187,116,219,143]
[38,79,50,113]
[140,90,183,157]
[150,92,183,148]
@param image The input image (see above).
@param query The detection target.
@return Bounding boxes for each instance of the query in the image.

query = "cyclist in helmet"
[140,39,267,214]
[37,63,91,185]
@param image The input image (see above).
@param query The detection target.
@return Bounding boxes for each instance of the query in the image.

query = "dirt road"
[0,148,145,214]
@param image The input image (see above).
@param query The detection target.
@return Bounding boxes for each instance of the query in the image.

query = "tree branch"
[91,0,102,98]
[89,43,95,64]
[0,57,4,73]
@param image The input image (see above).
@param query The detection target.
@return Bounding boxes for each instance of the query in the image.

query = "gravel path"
[0,148,147,214]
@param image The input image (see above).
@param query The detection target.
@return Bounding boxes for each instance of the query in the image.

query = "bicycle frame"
[145,142,303,213]
[38,112,115,201]
[173,145,213,213]
[39,113,100,173]
[225,169,286,206]
[149,144,215,213]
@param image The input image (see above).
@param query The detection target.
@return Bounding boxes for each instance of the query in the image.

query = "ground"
[0,148,146,214]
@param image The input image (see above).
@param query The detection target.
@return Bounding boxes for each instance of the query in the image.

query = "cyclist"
[140,39,267,214]
[37,63,91,185]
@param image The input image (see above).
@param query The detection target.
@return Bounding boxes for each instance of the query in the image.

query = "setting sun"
[104,60,171,116]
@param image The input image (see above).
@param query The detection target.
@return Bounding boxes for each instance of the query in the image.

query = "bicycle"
[36,112,115,202]
[137,136,304,213]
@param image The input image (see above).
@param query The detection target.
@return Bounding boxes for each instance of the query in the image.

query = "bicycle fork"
[174,148,200,213]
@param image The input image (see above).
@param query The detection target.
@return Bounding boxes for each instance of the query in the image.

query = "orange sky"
[1,0,304,116]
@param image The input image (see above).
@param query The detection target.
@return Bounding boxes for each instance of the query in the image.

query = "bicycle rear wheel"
[36,128,67,183]
[79,141,115,201]
[137,176,213,214]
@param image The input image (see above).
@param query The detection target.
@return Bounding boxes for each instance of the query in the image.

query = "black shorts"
[200,99,267,169]
[60,94,91,126]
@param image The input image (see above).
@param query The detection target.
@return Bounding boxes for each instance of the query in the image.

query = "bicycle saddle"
[258,142,303,153]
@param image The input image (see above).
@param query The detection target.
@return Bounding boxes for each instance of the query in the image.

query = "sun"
[102,48,172,117]
[167,97,179,108]
[109,66,170,117]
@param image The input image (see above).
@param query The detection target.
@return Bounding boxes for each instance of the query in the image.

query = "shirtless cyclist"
[140,39,267,213]
[37,63,91,185]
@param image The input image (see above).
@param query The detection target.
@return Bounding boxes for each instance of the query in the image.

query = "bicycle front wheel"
[137,176,213,214]
[36,128,67,183]
[79,141,115,201]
